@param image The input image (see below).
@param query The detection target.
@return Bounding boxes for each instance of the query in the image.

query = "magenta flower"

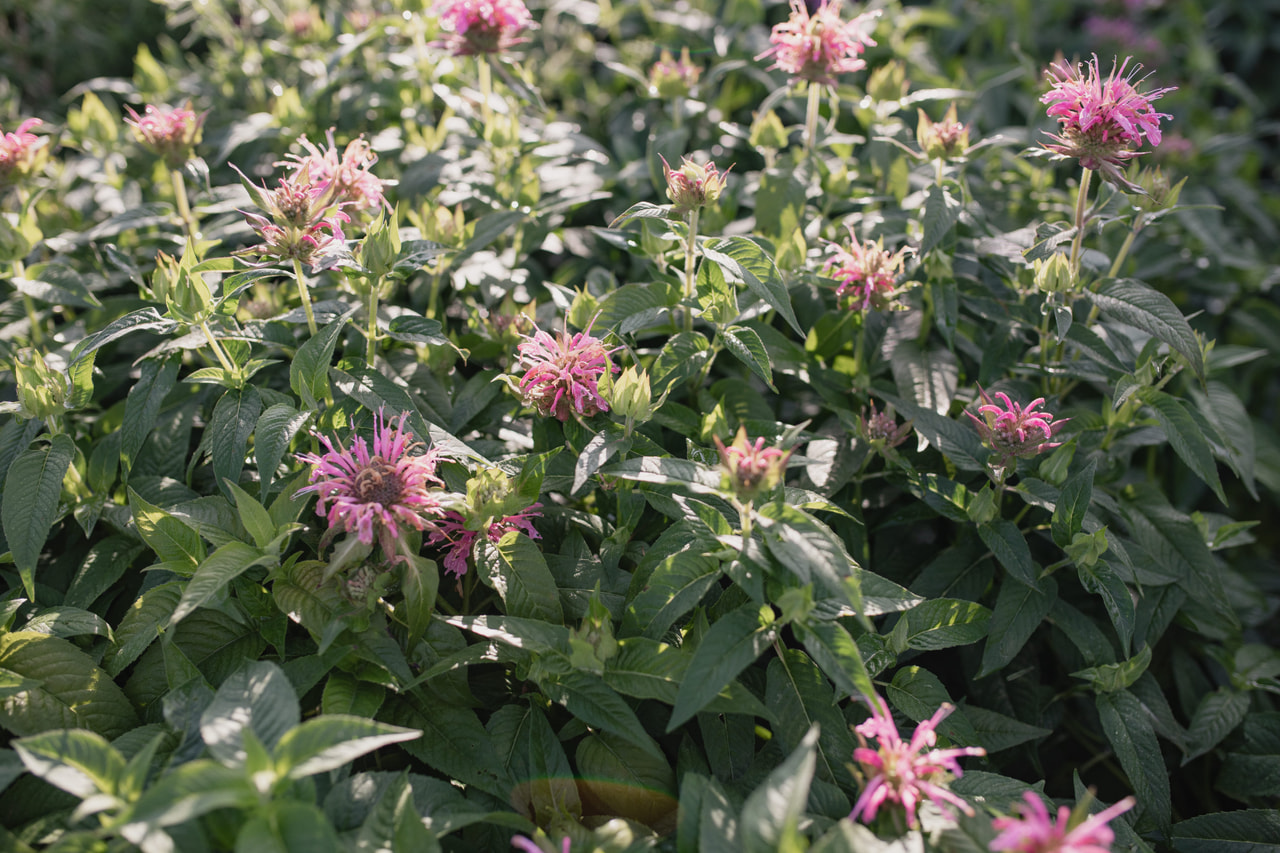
[851,696,986,829]
[517,325,619,421]
[991,792,1136,853]
[0,118,47,188]
[1040,54,1175,187]
[124,103,205,169]
[281,129,389,214]
[511,835,570,853]
[234,164,350,267]
[965,387,1069,469]
[433,0,533,56]
[296,409,446,562]
[427,505,542,578]
[715,427,792,501]
[822,228,913,312]
[756,0,879,86]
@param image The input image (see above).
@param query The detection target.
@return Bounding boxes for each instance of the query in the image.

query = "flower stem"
[291,256,318,337]
[366,279,380,365]
[170,167,199,240]
[199,318,236,376]
[1107,215,1144,279]
[682,210,700,334]
[478,56,493,128]
[12,259,43,347]
[804,83,822,154]
[1067,167,1094,278]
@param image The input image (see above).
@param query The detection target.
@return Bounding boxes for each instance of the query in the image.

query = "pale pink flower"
[0,118,47,188]
[517,325,619,421]
[822,227,913,312]
[851,696,986,829]
[715,426,792,500]
[660,155,731,217]
[233,163,350,267]
[965,387,1069,469]
[281,129,389,214]
[991,792,1136,853]
[1040,54,1175,187]
[296,409,446,561]
[756,0,879,86]
[124,104,205,169]
[427,505,542,577]
[433,0,533,56]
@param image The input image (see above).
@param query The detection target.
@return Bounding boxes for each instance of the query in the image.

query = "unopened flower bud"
[661,155,731,217]
[916,104,970,161]
[866,60,909,104]
[715,426,791,502]
[1133,167,1186,212]
[610,365,654,424]
[359,208,402,281]
[649,47,701,99]
[14,351,68,421]
[1034,253,1076,295]
[749,110,790,151]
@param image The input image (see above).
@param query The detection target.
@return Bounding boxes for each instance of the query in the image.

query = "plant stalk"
[292,256,318,336]
[199,318,236,375]
[1067,167,1094,277]
[170,167,199,240]
[682,209,700,334]
[804,83,822,154]
[366,279,380,365]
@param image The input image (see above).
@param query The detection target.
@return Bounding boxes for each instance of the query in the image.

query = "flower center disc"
[355,460,405,507]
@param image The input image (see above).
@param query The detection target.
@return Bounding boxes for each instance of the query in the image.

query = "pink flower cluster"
[966,388,1069,470]
[124,104,205,169]
[756,0,879,86]
[1041,54,1175,186]
[281,129,389,215]
[517,325,618,421]
[433,0,533,56]
[851,696,986,829]
[235,163,351,268]
[715,427,792,500]
[0,118,46,188]
[822,229,913,312]
[427,506,543,578]
[991,792,1136,853]
[297,410,446,562]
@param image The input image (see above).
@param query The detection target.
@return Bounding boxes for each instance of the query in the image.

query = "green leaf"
[121,356,180,476]
[1097,689,1171,832]
[13,728,124,799]
[596,282,679,333]
[892,598,991,653]
[1079,559,1134,655]
[920,184,963,256]
[22,607,112,642]
[128,488,204,570]
[322,672,386,718]
[385,315,451,349]
[0,631,139,738]
[1196,380,1257,498]
[722,325,776,391]
[978,575,1057,679]
[669,604,779,731]
[703,236,802,336]
[123,759,257,827]
[1090,279,1205,380]
[170,541,272,627]
[67,308,174,367]
[609,201,672,228]
[290,314,348,411]
[64,536,144,610]
[207,386,262,500]
[576,731,677,827]
[886,666,980,746]
[793,620,877,705]
[103,581,184,677]
[13,263,103,308]
[474,532,563,624]
[382,693,511,800]
[739,726,819,853]
[572,432,630,495]
[224,481,275,550]
[603,455,722,494]
[255,404,311,497]
[890,339,958,417]
[1171,810,1280,852]
[624,550,722,640]
[977,519,1038,587]
[965,706,1051,753]
[200,660,301,764]
[2,433,75,600]
[275,715,420,779]
[1183,687,1249,763]
[1138,388,1228,505]
[765,648,856,785]
[1052,459,1096,548]
[540,670,664,759]
[1072,645,1152,693]
[759,504,863,614]
[400,555,439,647]
[649,331,713,395]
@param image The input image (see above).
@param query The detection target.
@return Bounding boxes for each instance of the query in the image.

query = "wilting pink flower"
[965,388,1069,469]
[1040,54,1175,188]
[428,505,542,577]
[297,409,446,561]
[823,227,913,312]
[517,325,619,421]
[851,695,986,829]
[124,104,205,169]
[234,163,350,267]
[0,118,47,188]
[715,426,792,500]
[991,792,1136,853]
[661,155,731,217]
[433,0,533,56]
[859,400,913,451]
[756,0,879,86]
[281,129,389,214]
[649,47,701,99]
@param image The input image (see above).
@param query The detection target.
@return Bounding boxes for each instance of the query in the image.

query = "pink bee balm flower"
[517,325,619,421]
[511,835,570,853]
[991,791,1136,853]
[822,227,913,312]
[660,155,731,217]
[756,0,879,86]
[1040,54,1175,188]
[715,426,792,501]
[0,118,47,188]
[433,0,533,56]
[427,505,542,577]
[234,163,350,267]
[296,409,446,562]
[281,129,389,214]
[124,103,205,169]
[851,696,986,829]
[965,387,1069,469]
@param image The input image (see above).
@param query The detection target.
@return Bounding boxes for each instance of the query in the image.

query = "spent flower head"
[282,129,389,214]
[823,227,913,312]
[1,118,48,189]
[517,324,619,421]
[991,791,1136,853]
[1041,54,1175,189]
[433,0,533,56]
[715,427,792,501]
[851,695,987,829]
[661,155,731,217]
[428,505,542,578]
[756,0,879,87]
[124,103,205,169]
[858,400,913,455]
[296,409,446,562]
[966,388,1069,471]
[649,47,701,99]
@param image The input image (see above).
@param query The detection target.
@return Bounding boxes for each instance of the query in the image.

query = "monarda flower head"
[281,129,389,215]
[124,103,205,169]
[991,791,1136,853]
[433,0,533,56]
[715,427,792,501]
[233,163,349,267]
[756,0,879,87]
[427,466,542,577]
[661,155,731,218]
[0,118,48,189]
[648,47,701,99]
[823,227,913,312]
[965,387,1069,471]
[517,324,619,421]
[851,695,986,830]
[1040,54,1175,189]
[296,409,446,564]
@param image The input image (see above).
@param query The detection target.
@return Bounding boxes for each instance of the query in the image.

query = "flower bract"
[433,0,534,56]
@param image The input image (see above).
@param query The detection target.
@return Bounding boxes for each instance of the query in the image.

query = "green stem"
[672,96,684,131]
[682,209,700,334]
[1067,168,1094,278]
[804,83,822,155]
[478,56,493,129]
[291,256,318,337]
[171,167,198,240]
[366,279,380,365]
[1107,216,1143,280]
[199,318,236,375]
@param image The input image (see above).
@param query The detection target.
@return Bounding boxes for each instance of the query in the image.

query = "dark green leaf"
[739,726,818,853]
[199,660,300,763]
[1171,810,1280,852]
[669,604,779,731]
[1097,689,1171,832]
[170,541,272,627]
[978,575,1057,679]
[977,519,1038,587]
[703,236,802,336]
[255,404,311,497]
[207,386,262,500]
[1090,279,1205,380]
[1052,459,1096,547]
[290,314,348,411]
[722,325,776,391]
[1139,388,1228,505]
[1183,688,1249,763]
[920,184,963,256]
[475,532,563,624]
[2,434,75,600]
[893,598,991,653]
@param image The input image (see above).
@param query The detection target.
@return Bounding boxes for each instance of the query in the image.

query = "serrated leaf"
[894,598,991,653]
[322,672,386,718]
[625,550,721,641]
[13,264,103,308]
[722,325,776,391]
[572,432,630,495]
[759,504,863,614]
[475,533,562,624]
[128,488,204,570]
[890,339,958,417]
[794,620,877,705]
[1072,645,1152,693]
[1052,459,1096,548]
[275,715,420,779]
[978,575,1057,679]
[1197,381,1257,498]
[382,694,511,800]
[200,660,300,765]
[541,670,664,759]
[22,607,112,642]
[576,731,677,827]
[965,706,1051,753]
[0,631,139,738]
[739,726,818,853]
[120,356,180,476]
[1079,559,1134,655]
[1171,810,1280,852]
[2,434,75,600]
[384,315,450,348]
[920,184,963,256]
[13,728,124,798]
[103,581,184,677]
[765,648,856,785]
[1090,279,1205,380]
[1139,388,1228,505]
[1097,689,1171,832]
[886,666,980,746]
[255,404,311,497]
[669,604,778,731]
[291,314,348,411]
[170,541,272,627]
[609,201,672,228]
[1183,688,1249,763]
[978,519,1038,587]
[703,236,802,336]
[67,308,174,367]
[64,536,144,610]
[207,386,261,500]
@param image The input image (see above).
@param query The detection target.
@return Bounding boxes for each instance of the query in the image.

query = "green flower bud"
[610,365,654,425]
[866,60,908,104]
[359,207,402,281]
[661,155,731,217]
[13,351,68,421]
[750,110,790,152]
[1034,253,1076,295]
[916,104,970,161]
